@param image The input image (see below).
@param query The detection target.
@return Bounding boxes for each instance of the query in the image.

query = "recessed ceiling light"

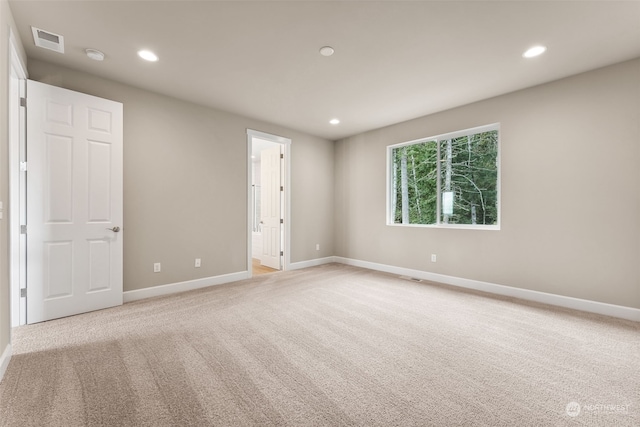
[329,118,340,125]
[523,45,547,58]
[138,49,158,62]
[85,48,104,61]
[319,46,335,57]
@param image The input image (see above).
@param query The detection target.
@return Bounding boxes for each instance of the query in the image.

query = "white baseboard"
[0,344,12,383]
[124,259,340,304]
[289,256,337,271]
[123,271,249,303]
[334,257,640,322]
[120,256,639,322]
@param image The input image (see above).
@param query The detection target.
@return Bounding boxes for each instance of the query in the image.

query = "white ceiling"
[9,1,640,141]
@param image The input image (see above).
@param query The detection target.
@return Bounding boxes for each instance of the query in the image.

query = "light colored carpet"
[0,263,638,426]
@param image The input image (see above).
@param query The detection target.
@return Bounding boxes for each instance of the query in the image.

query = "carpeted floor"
[0,263,638,426]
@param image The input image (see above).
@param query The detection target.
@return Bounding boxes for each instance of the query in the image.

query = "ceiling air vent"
[31,27,64,53]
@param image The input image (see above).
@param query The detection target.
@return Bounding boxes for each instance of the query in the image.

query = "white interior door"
[26,80,123,324]
[260,145,281,269]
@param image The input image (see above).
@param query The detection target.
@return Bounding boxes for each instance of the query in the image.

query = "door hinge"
[20,162,27,172]
[280,251,284,256]
[280,219,283,224]
[20,97,26,108]
[280,186,284,191]
[280,153,284,159]
[20,288,26,298]
[20,225,27,234]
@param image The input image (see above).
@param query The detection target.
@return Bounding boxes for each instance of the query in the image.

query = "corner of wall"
[0,343,11,382]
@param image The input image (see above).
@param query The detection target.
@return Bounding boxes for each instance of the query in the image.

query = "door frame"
[246,129,291,277]
[9,29,27,327]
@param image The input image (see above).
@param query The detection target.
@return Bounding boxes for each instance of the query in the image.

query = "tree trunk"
[443,139,452,224]
[410,154,421,219]
[400,147,409,224]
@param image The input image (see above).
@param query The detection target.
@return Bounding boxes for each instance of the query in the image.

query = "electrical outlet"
[153,262,161,273]
[195,258,201,268]
[316,244,320,251]
[431,254,437,263]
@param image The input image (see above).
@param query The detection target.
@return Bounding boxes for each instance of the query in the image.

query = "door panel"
[45,134,73,222]
[260,145,281,270]
[27,80,123,323]
[88,140,112,221]
[88,239,111,292]
[44,241,73,298]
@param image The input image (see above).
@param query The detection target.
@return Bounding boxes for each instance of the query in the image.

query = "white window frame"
[386,123,501,230]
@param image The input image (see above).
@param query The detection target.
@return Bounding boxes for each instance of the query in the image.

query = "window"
[388,124,499,229]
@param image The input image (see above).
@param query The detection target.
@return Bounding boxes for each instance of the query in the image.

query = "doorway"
[247,129,291,277]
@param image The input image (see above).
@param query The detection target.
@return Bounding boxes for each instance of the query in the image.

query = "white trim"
[385,223,500,231]
[93,254,640,322]
[123,271,249,303]
[246,129,292,276]
[334,257,640,322]
[246,133,253,276]
[9,30,28,79]
[289,256,337,270]
[247,129,291,145]
[9,29,28,327]
[0,344,12,383]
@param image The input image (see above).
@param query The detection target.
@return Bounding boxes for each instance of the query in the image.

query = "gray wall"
[28,59,335,292]
[335,59,640,309]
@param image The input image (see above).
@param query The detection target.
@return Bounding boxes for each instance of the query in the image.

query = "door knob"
[106,226,120,232]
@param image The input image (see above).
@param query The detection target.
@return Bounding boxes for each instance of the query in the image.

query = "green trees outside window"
[390,125,499,227]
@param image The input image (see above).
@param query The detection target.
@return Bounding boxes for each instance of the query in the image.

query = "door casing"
[9,30,27,327]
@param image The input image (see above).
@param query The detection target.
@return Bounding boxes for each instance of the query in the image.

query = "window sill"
[386,223,500,231]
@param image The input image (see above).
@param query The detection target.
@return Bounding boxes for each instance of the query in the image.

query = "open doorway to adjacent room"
[247,130,291,276]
